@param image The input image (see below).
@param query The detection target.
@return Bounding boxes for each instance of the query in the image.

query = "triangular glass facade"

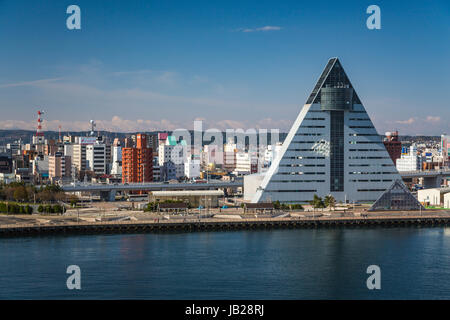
[369,180,425,211]
[306,57,361,105]
[252,58,403,204]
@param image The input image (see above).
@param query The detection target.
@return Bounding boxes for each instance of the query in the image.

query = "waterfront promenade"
[1,210,450,237]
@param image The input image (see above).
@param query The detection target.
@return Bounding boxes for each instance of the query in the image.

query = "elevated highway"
[399,170,450,188]
[61,181,243,201]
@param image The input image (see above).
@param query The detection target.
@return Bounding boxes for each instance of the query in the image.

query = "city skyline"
[0,0,449,135]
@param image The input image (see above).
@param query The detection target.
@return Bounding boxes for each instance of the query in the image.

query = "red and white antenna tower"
[34,110,45,145]
[36,110,44,136]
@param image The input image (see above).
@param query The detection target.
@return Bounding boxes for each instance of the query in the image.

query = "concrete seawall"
[1,215,450,237]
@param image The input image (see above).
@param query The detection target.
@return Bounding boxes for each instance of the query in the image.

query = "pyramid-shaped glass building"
[252,58,403,204]
[368,179,425,211]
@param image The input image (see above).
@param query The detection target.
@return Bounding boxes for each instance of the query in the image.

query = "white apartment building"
[86,144,107,175]
[223,139,237,172]
[263,142,283,167]
[234,152,258,176]
[202,144,223,167]
[72,144,86,172]
[110,144,122,175]
[158,137,188,179]
[396,145,422,172]
[185,158,201,179]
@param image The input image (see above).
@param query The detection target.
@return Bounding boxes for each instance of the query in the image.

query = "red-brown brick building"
[383,131,402,165]
[122,134,153,183]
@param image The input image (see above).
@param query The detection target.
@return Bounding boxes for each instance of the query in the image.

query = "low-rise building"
[418,187,450,206]
[148,190,224,208]
[443,192,450,209]
[0,154,12,174]
[0,173,16,184]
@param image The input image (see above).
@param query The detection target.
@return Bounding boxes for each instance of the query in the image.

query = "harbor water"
[1,226,450,299]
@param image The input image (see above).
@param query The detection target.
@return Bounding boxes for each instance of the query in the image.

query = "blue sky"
[0,0,448,134]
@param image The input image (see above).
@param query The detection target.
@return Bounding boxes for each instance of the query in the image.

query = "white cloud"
[426,116,441,122]
[155,71,179,86]
[238,26,282,33]
[395,117,416,125]
[0,77,63,88]
[109,69,154,77]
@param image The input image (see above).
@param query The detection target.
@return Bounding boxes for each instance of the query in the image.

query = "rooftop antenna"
[89,120,96,137]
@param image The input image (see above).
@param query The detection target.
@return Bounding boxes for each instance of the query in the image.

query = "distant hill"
[0,129,439,146]
[0,130,136,145]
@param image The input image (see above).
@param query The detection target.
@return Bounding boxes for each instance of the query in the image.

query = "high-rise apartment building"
[122,133,153,183]
[72,144,86,173]
[86,144,107,175]
[49,153,71,181]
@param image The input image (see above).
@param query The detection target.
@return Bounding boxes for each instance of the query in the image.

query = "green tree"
[13,186,28,202]
[309,195,325,210]
[53,204,64,214]
[273,201,281,210]
[291,204,304,210]
[69,195,79,207]
[8,203,20,214]
[25,205,33,214]
[324,195,336,210]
